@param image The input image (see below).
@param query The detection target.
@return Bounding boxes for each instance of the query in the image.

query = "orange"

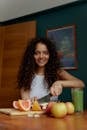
[65,102,75,114]
[18,99,31,111]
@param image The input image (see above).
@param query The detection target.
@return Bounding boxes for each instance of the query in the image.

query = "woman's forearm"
[50,79,85,96]
[57,70,85,88]
[56,80,85,88]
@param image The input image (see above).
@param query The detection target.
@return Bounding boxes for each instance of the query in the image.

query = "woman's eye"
[34,51,49,55]
[44,51,49,55]
[34,51,39,55]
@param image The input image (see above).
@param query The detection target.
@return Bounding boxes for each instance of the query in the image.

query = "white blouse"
[29,74,49,99]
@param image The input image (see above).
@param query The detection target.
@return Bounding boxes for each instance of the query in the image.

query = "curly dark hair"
[17,37,61,90]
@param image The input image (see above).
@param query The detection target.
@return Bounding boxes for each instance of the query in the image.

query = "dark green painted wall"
[35,2,87,109]
[1,1,87,109]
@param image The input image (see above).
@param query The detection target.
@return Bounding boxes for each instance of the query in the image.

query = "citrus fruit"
[31,100,42,111]
[51,102,67,118]
[65,102,75,114]
[18,99,31,111]
[13,101,19,109]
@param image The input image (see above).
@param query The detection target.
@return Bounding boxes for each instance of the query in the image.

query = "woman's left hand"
[50,81,63,96]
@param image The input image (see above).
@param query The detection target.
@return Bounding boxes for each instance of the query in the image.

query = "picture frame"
[46,25,78,70]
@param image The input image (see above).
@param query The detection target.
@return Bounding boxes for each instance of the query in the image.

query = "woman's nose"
[39,53,44,58]
[40,53,43,57]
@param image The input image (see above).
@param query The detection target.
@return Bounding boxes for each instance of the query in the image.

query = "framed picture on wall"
[46,25,78,70]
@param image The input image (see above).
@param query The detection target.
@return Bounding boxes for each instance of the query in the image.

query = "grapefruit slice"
[18,99,31,111]
[13,101,19,109]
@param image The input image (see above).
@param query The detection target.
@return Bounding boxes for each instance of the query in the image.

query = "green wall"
[35,1,87,109]
[1,1,87,109]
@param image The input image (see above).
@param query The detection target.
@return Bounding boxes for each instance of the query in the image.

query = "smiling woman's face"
[34,42,50,68]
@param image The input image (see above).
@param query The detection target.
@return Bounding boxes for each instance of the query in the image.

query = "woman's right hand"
[50,81,63,96]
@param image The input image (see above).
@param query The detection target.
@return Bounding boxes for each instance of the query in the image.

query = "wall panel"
[0,21,36,107]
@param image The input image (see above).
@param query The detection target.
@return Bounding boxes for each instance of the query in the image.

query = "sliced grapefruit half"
[13,101,19,109]
[18,99,31,111]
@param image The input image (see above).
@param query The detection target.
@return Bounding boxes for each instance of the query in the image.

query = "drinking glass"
[71,88,84,112]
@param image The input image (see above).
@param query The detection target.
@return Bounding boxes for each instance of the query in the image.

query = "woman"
[17,38,84,102]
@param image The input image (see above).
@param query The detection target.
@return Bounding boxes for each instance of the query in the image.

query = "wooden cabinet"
[0,21,36,107]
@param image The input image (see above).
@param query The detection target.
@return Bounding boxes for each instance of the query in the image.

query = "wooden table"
[0,111,87,130]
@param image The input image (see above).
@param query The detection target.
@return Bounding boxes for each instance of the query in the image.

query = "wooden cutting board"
[0,108,44,116]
